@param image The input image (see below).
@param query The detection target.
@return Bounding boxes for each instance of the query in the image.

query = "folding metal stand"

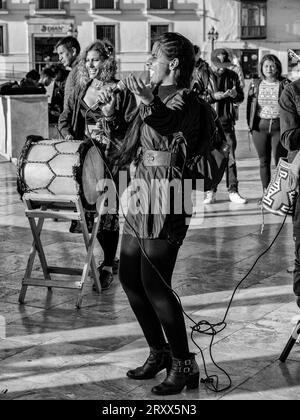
[19,193,101,309]
[279,316,300,362]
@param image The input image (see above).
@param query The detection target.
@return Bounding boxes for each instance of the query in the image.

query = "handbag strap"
[289,150,300,190]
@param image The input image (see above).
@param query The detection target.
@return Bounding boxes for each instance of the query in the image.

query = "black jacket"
[207,68,244,128]
[279,78,300,160]
[58,79,137,141]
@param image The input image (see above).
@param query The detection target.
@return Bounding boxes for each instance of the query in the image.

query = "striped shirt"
[257,80,280,119]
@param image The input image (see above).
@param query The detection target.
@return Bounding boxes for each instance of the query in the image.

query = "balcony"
[241,26,266,39]
[92,0,121,14]
[35,0,66,14]
[147,0,174,14]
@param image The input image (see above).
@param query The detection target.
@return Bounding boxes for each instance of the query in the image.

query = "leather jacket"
[279,78,300,161]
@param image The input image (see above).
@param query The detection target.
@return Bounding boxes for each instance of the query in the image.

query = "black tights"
[97,230,119,267]
[119,234,190,359]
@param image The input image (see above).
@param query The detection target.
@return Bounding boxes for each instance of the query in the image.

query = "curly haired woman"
[59,40,137,290]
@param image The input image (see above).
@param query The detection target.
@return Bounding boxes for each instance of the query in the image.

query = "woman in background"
[247,54,290,195]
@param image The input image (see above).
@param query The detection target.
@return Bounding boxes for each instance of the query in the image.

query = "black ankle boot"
[151,353,199,395]
[127,344,172,380]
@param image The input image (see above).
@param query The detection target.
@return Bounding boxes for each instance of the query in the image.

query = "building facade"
[0,0,300,81]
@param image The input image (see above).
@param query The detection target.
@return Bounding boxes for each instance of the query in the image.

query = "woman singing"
[58,40,137,290]
[97,32,201,395]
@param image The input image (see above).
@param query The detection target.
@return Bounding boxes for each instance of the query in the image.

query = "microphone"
[90,80,127,110]
[100,80,127,99]
[111,79,127,94]
[91,78,152,109]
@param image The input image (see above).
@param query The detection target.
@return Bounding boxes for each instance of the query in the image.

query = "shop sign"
[41,24,70,34]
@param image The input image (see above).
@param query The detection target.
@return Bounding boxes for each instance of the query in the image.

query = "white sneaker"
[229,192,247,204]
[204,190,216,204]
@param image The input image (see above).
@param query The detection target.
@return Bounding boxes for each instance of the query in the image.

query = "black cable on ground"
[86,108,290,393]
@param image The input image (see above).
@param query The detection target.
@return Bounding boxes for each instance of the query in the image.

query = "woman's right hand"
[96,86,116,117]
[213,91,227,101]
[65,134,74,140]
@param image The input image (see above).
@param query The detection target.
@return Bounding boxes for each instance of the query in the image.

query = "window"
[150,0,169,9]
[0,26,3,53]
[38,0,60,9]
[94,0,115,9]
[241,1,267,39]
[0,1,7,10]
[96,25,115,48]
[150,25,169,49]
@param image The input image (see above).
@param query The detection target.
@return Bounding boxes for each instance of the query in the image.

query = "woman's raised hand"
[124,74,154,105]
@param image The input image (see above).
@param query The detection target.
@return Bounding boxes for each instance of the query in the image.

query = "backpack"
[191,60,216,101]
[185,94,229,192]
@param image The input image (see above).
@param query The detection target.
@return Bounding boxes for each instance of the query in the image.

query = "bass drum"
[17,136,106,210]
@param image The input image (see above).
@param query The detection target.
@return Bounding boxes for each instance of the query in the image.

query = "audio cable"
[84,102,291,393]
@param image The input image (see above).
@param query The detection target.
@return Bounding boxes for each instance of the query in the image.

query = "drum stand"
[279,316,300,362]
[19,193,102,309]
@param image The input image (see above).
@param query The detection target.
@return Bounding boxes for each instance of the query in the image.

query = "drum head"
[82,146,105,207]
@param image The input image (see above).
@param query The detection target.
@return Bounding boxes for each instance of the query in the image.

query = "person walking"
[58,40,137,290]
[247,54,290,196]
[203,48,247,204]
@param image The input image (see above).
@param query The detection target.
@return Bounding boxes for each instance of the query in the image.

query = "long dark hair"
[115,32,195,170]
[154,32,195,88]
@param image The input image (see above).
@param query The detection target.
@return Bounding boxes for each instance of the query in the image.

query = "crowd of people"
[6,32,300,395]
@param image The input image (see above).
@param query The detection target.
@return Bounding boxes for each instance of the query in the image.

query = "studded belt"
[142,149,177,167]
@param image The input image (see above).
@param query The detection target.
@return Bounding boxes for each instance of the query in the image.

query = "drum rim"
[17,135,44,199]
[73,139,107,210]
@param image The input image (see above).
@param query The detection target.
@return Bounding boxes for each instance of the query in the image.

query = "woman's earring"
[169,58,179,71]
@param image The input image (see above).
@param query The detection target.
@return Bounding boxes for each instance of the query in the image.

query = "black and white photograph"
[0,0,300,403]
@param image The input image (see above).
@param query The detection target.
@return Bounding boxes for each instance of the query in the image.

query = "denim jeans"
[214,126,238,193]
[252,118,287,189]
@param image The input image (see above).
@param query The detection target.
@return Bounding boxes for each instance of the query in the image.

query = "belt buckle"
[144,151,156,165]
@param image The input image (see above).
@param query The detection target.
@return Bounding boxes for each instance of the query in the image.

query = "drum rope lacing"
[19,139,84,195]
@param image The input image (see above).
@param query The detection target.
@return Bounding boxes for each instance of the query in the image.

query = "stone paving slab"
[1,132,300,400]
